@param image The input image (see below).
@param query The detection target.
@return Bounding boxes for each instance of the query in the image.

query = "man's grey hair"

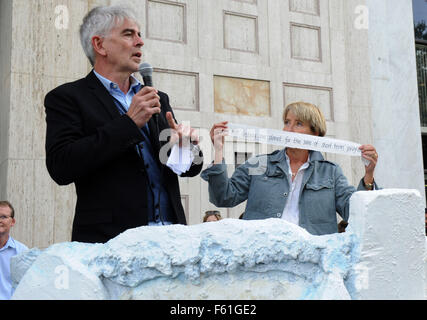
[79,5,139,66]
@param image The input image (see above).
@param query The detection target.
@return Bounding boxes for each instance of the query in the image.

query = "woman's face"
[283,111,316,136]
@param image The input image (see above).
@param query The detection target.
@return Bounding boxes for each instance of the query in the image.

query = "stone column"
[367,0,425,204]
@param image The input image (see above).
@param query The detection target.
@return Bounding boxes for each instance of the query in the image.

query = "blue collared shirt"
[93,71,174,224]
[94,70,141,108]
[0,236,28,300]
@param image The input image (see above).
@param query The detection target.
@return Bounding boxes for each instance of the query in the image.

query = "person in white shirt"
[0,201,28,300]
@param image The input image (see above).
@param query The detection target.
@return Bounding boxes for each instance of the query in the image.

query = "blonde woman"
[201,102,378,235]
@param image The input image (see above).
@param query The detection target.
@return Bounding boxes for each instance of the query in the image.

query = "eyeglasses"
[0,215,12,221]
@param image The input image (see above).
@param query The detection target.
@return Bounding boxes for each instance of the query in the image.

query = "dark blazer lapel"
[85,70,121,119]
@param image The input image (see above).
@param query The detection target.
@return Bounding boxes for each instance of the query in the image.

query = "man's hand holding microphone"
[126,86,161,128]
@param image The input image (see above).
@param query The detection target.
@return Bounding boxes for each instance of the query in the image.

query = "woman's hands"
[210,121,228,164]
[127,87,161,128]
[359,144,378,188]
[210,121,228,149]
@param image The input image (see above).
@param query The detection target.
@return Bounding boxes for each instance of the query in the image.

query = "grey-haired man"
[44,5,202,243]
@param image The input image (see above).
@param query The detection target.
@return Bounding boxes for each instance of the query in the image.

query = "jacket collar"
[268,149,324,182]
[85,70,162,151]
[85,70,121,119]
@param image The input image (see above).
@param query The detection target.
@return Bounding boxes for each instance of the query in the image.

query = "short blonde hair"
[283,102,326,137]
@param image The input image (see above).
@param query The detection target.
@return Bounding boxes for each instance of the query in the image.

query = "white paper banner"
[227,123,370,165]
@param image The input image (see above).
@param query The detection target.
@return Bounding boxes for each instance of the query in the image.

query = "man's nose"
[135,35,144,47]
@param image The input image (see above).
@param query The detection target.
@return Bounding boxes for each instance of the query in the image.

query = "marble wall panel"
[201,0,269,65]
[283,83,333,121]
[281,0,331,76]
[11,0,89,78]
[146,0,187,43]
[289,0,320,16]
[290,23,321,62]
[153,69,199,111]
[223,11,258,53]
[214,76,270,117]
[137,0,198,62]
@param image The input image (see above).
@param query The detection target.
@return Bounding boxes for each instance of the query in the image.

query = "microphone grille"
[139,62,153,77]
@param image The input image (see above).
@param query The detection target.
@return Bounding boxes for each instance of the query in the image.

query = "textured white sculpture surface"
[11,189,426,300]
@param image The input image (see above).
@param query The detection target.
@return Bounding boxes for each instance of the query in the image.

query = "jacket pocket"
[265,164,285,178]
[305,179,334,191]
[303,179,335,224]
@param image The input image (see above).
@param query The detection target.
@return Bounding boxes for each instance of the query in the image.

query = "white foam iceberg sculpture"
[11,189,426,300]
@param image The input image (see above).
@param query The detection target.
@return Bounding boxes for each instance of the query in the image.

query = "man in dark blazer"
[44,5,203,243]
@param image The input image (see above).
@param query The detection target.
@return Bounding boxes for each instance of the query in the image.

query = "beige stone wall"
[0,0,423,248]
[1,0,95,248]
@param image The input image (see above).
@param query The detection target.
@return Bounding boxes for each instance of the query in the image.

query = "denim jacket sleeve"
[200,160,252,207]
[333,165,358,221]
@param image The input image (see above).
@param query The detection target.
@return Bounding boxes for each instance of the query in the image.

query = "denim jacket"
[201,149,376,235]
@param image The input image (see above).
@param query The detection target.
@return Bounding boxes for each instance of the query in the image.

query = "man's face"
[101,18,144,73]
[0,206,15,236]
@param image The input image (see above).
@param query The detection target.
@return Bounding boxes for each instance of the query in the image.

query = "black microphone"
[139,62,158,122]
[139,62,153,87]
